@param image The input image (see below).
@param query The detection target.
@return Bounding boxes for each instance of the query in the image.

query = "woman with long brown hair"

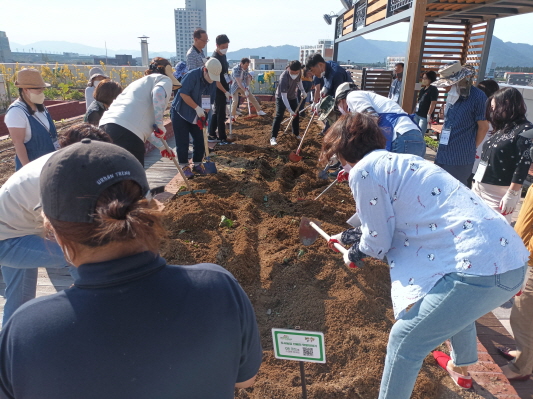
[321,112,528,398]
[0,140,261,398]
[99,57,181,166]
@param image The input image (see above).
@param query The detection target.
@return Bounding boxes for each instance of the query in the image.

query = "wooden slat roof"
[425,0,533,22]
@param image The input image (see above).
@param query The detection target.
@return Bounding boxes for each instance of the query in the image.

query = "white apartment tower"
[175,0,207,61]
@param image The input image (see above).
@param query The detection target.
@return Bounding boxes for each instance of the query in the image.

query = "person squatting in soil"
[4,68,60,170]
[170,58,222,179]
[270,60,307,146]
[320,112,528,398]
[99,57,181,166]
[334,82,426,158]
[0,140,262,399]
[0,123,112,327]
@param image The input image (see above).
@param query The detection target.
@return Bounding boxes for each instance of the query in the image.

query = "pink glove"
[161,149,175,159]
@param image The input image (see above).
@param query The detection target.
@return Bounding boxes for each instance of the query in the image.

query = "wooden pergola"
[332,0,533,114]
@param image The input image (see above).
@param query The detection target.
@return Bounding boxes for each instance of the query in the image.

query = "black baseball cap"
[39,139,150,223]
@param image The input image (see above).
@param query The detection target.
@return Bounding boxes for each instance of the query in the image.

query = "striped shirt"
[185,46,206,71]
[230,64,250,95]
[435,86,487,166]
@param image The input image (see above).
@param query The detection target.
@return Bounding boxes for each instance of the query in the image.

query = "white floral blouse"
[346,149,529,319]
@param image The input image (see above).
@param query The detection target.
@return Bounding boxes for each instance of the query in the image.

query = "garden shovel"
[314,180,337,200]
[281,103,312,125]
[281,96,306,135]
[153,126,207,196]
[200,118,217,174]
[299,217,362,268]
[244,90,258,119]
[289,113,316,163]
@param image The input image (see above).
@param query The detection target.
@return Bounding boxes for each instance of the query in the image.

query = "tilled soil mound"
[160,103,470,398]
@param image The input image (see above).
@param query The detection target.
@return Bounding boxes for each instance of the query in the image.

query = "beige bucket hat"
[15,68,51,88]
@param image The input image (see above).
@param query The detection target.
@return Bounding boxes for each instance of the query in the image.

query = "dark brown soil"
[160,103,479,398]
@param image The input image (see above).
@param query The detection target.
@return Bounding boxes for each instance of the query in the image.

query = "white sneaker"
[258,110,267,116]
[270,137,277,146]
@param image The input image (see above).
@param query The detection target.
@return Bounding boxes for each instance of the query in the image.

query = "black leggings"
[101,123,145,166]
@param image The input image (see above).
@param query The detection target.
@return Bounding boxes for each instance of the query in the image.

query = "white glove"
[194,106,205,118]
[287,108,295,116]
[320,87,327,97]
[312,102,320,114]
[244,89,250,97]
[225,91,231,100]
[500,189,521,216]
[301,91,307,99]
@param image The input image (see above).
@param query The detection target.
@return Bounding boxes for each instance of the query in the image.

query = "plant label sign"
[272,329,326,363]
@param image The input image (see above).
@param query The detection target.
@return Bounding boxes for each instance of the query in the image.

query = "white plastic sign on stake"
[272,328,326,363]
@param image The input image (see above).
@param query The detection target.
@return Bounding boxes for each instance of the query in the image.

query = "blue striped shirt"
[435,86,487,165]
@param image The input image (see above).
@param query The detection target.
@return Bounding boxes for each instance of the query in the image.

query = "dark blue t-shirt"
[0,252,262,399]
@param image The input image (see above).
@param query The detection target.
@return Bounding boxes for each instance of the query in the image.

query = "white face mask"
[28,91,45,104]
[219,48,228,55]
[93,80,102,88]
[289,73,298,80]
[204,71,213,84]
[342,163,352,174]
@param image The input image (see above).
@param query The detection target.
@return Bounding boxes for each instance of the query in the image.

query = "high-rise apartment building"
[299,40,333,64]
[0,31,13,63]
[174,0,206,62]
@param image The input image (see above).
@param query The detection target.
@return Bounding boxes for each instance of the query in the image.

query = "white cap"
[205,58,221,82]
[335,82,358,101]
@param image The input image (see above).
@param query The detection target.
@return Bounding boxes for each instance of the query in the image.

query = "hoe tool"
[299,217,363,268]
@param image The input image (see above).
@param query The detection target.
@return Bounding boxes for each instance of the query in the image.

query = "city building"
[249,58,288,71]
[386,56,405,70]
[504,72,533,86]
[299,40,333,64]
[174,0,206,62]
[0,31,13,63]
[94,54,136,66]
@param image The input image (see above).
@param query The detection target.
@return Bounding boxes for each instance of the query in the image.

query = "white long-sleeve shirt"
[348,149,528,318]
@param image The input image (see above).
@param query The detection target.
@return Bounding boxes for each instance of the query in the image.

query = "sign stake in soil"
[289,113,316,163]
[272,327,326,399]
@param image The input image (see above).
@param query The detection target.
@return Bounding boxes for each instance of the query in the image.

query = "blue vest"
[8,102,58,170]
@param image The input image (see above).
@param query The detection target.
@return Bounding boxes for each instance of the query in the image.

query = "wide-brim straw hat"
[432,62,475,87]
[88,67,109,81]
[15,68,51,88]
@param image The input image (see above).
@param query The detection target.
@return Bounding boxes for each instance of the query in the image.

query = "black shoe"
[207,136,220,143]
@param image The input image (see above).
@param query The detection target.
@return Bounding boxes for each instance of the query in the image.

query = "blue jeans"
[391,128,426,158]
[379,264,527,399]
[413,114,428,134]
[0,235,72,326]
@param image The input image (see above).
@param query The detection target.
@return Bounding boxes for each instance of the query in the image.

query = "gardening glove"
[320,87,328,97]
[161,149,175,159]
[153,124,166,138]
[343,250,358,269]
[336,170,349,183]
[312,102,320,115]
[196,116,207,129]
[328,232,345,253]
[500,189,520,216]
[244,89,250,97]
[195,106,205,118]
[301,91,307,100]
[225,91,231,100]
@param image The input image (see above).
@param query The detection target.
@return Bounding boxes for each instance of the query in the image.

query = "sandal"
[433,351,473,389]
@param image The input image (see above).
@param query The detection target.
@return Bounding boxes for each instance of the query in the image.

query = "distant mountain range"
[8,37,533,67]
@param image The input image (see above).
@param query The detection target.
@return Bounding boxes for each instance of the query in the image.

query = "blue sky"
[1,0,532,52]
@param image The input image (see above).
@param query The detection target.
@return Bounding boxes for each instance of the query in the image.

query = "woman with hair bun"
[472,87,533,222]
[0,141,262,398]
[320,112,528,398]
[99,57,181,166]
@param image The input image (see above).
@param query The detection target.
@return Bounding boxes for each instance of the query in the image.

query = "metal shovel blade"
[204,158,218,174]
[289,151,302,163]
[299,217,322,246]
